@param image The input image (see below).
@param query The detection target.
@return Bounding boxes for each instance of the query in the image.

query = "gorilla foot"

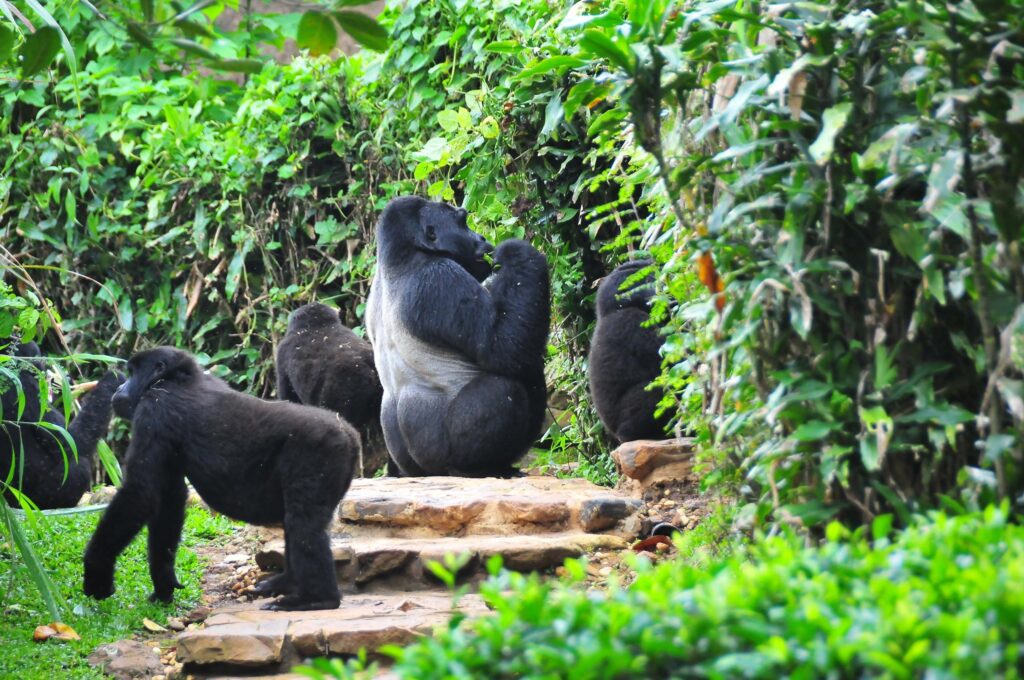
[248,572,291,598]
[261,594,341,611]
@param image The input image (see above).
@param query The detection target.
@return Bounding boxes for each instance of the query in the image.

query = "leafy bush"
[304,507,1024,679]
[0,0,646,479]
[537,0,1024,524]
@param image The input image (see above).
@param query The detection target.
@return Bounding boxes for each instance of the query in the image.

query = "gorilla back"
[276,302,383,432]
[589,260,672,443]
[83,346,358,611]
[366,196,550,477]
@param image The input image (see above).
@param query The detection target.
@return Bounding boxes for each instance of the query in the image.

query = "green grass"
[0,504,236,678]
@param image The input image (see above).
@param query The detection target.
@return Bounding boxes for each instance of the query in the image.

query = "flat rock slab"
[257,531,630,588]
[338,476,642,538]
[178,592,487,668]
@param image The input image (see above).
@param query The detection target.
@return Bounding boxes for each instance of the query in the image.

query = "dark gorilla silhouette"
[589,260,672,443]
[83,347,358,611]
[1,342,122,509]
[276,303,386,474]
[366,196,550,477]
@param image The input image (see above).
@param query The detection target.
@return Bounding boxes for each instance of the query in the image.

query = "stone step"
[256,531,629,589]
[337,476,642,538]
[177,592,488,672]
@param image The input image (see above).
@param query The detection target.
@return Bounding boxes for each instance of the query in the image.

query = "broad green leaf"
[809,103,852,165]
[0,24,15,63]
[541,93,564,138]
[22,0,76,75]
[484,40,520,53]
[923,150,962,214]
[20,26,60,77]
[791,420,838,441]
[579,29,633,73]
[516,56,586,81]
[297,11,337,56]
[332,11,389,52]
[437,110,459,133]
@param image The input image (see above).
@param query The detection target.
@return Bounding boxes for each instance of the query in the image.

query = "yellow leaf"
[142,618,167,633]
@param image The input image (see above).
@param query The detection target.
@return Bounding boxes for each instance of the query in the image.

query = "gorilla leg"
[612,383,670,443]
[263,456,344,611]
[383,393,432,476]
[445,375,532,476]
[147,473,187,602]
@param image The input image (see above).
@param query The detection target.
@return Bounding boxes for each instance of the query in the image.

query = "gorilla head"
[596,260,658,316]
[377,196,494,282]
[112,347,197,421]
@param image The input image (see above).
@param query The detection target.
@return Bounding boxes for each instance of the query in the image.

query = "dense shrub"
[540,0,1024,524]
[304,507,1024,679]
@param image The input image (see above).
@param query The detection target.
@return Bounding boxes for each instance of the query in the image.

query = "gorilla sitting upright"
[366,196,550,477]
[589,260,672,443]
[276,302,386,474]
[1,342,123,509]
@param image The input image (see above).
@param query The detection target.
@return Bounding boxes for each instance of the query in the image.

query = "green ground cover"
[0,506,234,678]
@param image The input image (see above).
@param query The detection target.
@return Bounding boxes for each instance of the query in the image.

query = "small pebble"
[598,566,613,577]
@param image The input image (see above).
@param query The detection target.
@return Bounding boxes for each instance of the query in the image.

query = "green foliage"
[301,507,1024,679]
[0,0,634,472]
[0,506,235,677]
[553,0,1024,526]
[0,0,386,77]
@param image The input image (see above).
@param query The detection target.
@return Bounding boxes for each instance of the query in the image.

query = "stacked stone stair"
[175,475,643,676]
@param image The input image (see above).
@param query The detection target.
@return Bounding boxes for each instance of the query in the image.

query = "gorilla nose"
[478,236,494,255]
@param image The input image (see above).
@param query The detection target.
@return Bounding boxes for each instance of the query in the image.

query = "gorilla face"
[112,347,196,420]
[414,201,494,281]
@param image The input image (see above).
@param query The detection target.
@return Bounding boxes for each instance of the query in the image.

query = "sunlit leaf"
[297,11,337,57]
[809,102,852,165]
[332,11,388,52]
[20,26,60,77]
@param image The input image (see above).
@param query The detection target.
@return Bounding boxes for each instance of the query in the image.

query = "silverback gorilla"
[83,347,358,611]
[589,260,672,443]
[1,342,122,509]
[276,303,386,474]
[366,196,550,477]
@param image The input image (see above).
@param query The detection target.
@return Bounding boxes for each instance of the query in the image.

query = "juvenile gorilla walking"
[83,347,358,611]
[276,303,385,473]
[589,260,672,443]
[367,196,550,477]
[1,342,123,509]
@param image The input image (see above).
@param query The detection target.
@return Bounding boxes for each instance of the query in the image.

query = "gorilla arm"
[402,240,549,376]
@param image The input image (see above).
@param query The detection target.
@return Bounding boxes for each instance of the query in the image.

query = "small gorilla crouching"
[83,347,358,611]
[589,260,672,443]
[1,342,123,509]
[276,303,386,475]
[367,196,550,477]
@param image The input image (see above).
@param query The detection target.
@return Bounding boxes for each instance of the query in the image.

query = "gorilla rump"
[366,196,550,477]
[589,260,672,443]
[1,342,122,509]
[276,303,385,473]
[83,346,358,611]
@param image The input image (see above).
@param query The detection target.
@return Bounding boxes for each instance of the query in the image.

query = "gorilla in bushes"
[276,303,386,475]
[83,347,358,611]
[589,260,672,443]
[366,196,550,477]
[1,342,123,509]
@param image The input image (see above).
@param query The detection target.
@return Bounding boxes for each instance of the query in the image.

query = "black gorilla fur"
[83,346,358,611]
[589,260,672,443]
[1,342,122,509]
[366,196,550,477]
[276,303,385,473]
